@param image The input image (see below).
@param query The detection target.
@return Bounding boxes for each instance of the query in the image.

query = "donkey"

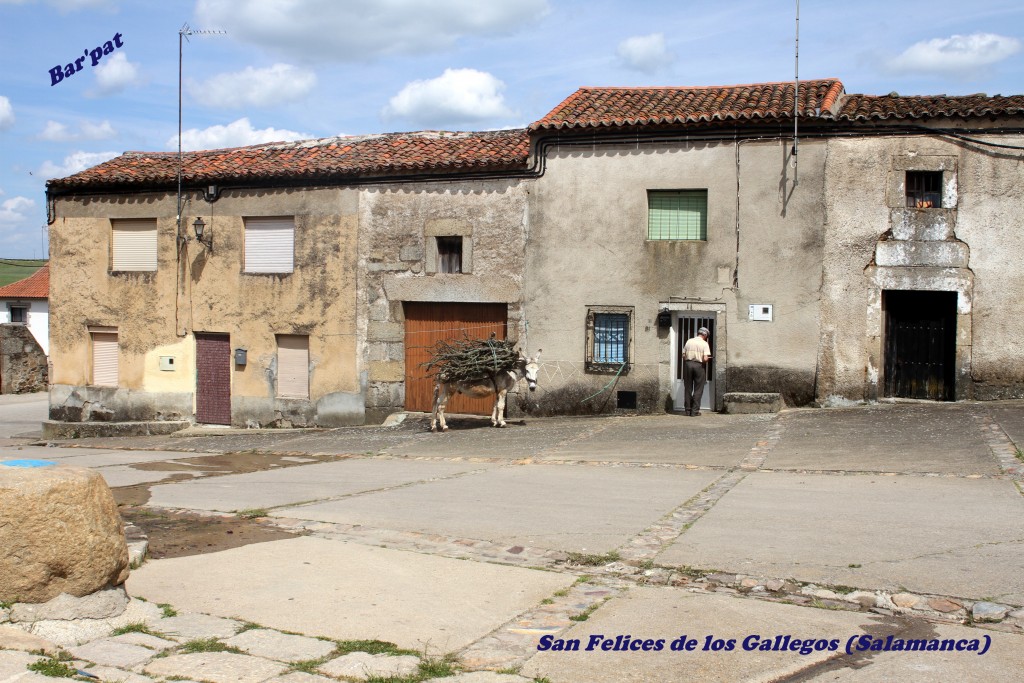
[430,351,541,432]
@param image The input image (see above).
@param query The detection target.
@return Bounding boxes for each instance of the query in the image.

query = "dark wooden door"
[195,333,232,424]
[884,291,956,401]
[404,302,508,414]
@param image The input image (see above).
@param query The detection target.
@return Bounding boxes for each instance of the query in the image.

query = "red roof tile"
[837,92,1024,121]
[0,265,49,299]
[530,79,847,131]
[48,129,530,191]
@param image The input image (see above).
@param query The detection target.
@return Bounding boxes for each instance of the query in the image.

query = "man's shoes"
[692,411,701,416]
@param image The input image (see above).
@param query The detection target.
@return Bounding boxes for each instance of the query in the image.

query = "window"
[111,219,157,271]
[648,190,707,240]
[585,306,633,371]
[906,171,942,208]
[245,217,294,273]
[437,236,463,273]
[8,305,27,324]
[276,334,309,398]
[90,327,118,387]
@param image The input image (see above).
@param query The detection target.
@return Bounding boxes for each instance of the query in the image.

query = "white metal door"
[671,313,716,412]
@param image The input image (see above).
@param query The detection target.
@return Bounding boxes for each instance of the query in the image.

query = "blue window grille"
[593,313,629,364]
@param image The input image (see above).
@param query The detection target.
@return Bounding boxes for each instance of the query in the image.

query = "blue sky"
[1,0,1022,258]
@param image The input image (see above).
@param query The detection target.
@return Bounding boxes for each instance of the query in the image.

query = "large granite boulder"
[0,460,129,603]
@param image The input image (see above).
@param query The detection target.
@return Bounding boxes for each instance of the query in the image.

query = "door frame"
[670,311,718,412]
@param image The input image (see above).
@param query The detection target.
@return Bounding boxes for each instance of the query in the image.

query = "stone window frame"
[888,156,958,210]
[424,219,473,275]
[6,301,29,324]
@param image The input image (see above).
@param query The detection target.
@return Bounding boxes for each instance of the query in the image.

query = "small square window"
[111,219,157,271]
[648,190,708,240]
[437,236,463,274]
[906,171,942,208]
[244,217,295,273]
[9,306,27,324]
[586,306,633,371]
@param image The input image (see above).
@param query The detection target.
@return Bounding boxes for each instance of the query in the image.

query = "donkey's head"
[519,349,542,391]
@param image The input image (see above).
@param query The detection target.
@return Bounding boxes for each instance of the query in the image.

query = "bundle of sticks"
[422,334,519,383]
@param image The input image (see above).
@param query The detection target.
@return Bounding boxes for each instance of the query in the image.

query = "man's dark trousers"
[683,359,706,415]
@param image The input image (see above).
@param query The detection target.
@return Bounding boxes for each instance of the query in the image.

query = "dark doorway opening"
[884,290,956,401]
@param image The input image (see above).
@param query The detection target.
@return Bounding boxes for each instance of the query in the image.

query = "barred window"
[906,171,942,209]
[586,306,633,372]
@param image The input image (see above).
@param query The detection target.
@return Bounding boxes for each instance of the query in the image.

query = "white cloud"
[383,68,513,128]
[196,0,550,62]
[189,64,317,108]
[39,150,119,179]
[888,33,1021,75]
[617,33,675,74]
[39,119,116,141]
[169,117,310,151]
[0,196,35,226]
[0,96,14,130]
[89,52,142,96]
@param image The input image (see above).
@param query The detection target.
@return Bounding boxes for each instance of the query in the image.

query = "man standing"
[682,327,712,416]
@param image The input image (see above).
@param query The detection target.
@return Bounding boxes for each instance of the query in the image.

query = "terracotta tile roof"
[837,92,1024,121]
[48,129,530,191]
[0,265,49,299]
[530,79,847,131]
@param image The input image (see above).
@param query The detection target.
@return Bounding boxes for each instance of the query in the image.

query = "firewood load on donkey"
[424,335,541,432]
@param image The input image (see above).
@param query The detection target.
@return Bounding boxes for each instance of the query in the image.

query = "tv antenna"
[177,23,226,237]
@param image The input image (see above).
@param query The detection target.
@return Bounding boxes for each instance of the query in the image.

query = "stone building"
[45,79,1024,426]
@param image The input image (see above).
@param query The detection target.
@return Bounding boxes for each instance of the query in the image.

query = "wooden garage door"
[405,302,508,414]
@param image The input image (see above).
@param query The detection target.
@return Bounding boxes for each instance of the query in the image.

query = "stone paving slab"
[765,404,999,474]
[657,472,1024,603]
[266,672,335,683]
[150,614,244,641]
[318,652,419,679]
[0,649,45,680]
[107,632,178,651]
[145,458,498,512]
[538,414,775,466]
[275,465,722,554]
[80,665,156,683]
[143,652,288,683]
[126,536,574,652]
[223,629,335,663]
[23,599,165,648]
[68,639,162,669]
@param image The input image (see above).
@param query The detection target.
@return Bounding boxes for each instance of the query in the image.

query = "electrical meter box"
[748,304,773,322]
[159,356,176,371]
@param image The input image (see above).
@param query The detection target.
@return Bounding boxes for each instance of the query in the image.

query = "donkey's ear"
[534,349,542,362]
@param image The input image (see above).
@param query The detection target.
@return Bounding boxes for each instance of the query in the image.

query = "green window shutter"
[648,190,707,240]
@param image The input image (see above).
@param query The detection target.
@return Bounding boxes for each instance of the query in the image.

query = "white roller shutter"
[277,334,309,398]
[245,217,294,273]
[112,219,157,271]
[91,331,119,387]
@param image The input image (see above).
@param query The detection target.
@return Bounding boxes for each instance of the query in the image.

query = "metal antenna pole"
[176,24,225,239]
[793,0,799,173]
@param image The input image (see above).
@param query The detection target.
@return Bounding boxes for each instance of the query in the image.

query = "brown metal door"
[404,302,508,414]
[195,333,232,424]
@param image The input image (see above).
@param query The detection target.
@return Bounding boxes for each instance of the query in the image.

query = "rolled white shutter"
[277,335,309,398]
[245,217,294,273]
[91,332,119,386]
[112,219,158,271]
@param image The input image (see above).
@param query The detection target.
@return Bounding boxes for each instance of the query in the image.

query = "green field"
[0,259,47,287]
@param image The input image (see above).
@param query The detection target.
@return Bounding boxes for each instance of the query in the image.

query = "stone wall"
[0,324,48,394]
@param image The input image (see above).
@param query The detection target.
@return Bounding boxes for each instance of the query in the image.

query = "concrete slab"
[38,450,204,468]
[382,417,594,460]
[766,404,999,474]
[93,465,202,488]
[521,588,867,683]
[521,588,1023,683]
[988,403,1024,450]
[657,472,1024,603]
[275,465,723,553]
[538,414,773,466]
[145,458,498,512]
[126,536,573,652]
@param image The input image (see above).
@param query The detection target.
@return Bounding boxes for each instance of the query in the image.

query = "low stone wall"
[0,324,48,394]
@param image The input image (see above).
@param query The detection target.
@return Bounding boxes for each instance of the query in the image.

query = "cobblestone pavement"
[3,401,1024,682]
